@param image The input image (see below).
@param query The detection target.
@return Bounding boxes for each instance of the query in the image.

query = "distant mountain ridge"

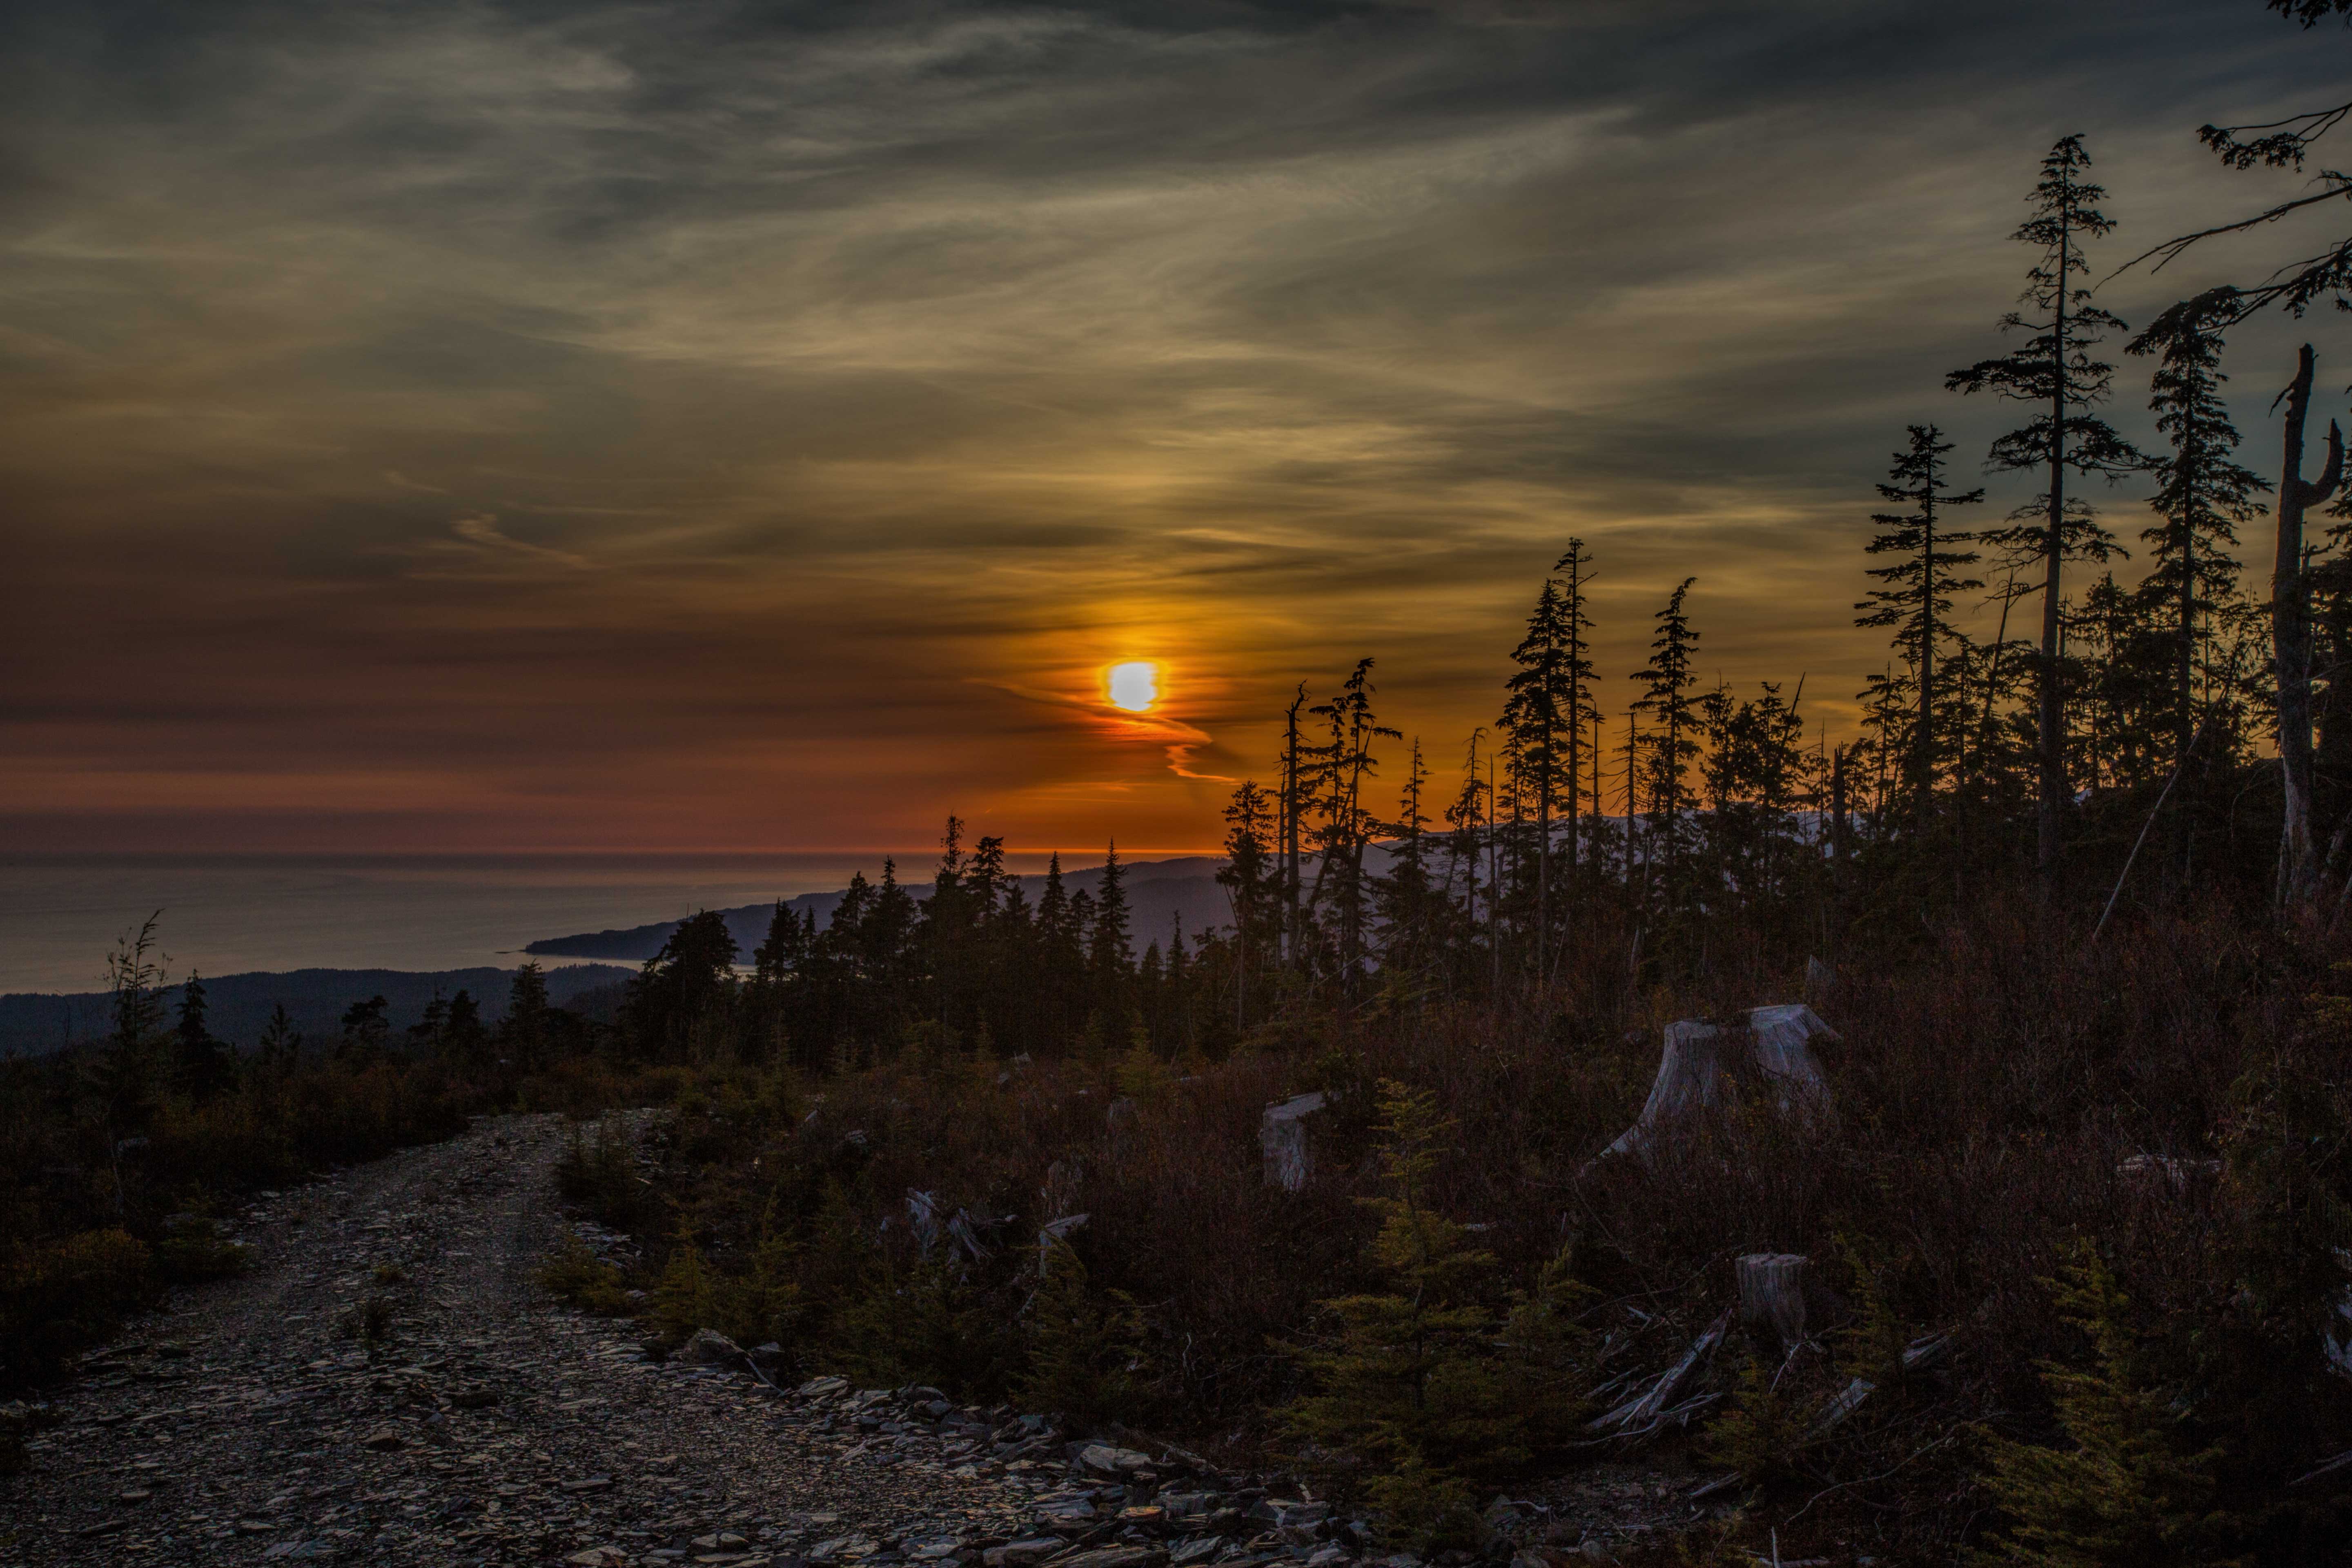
[524,855,1237,962]
[0,964,632,1057]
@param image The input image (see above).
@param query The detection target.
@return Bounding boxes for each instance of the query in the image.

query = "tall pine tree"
[1948,134,2146,887]
[2126,287,2270,771]
[1087,843,1133,1025]
[173,971,234,1102]
[1501,544,1598,976]
[1630,579,1703,878]
[1217,781,1278,1031]
[1854,424,1983,824]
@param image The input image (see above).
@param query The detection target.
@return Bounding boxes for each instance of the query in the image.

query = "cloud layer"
[4,0,2348,852]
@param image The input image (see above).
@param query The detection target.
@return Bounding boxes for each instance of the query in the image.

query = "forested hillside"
[522,858,1232,964]
[0,964,631,1058]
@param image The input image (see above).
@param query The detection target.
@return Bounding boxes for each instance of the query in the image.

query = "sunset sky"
[6,0,2349,858]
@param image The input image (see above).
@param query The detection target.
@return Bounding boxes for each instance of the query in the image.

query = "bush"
[537,1234,632,1316]
[155,1216,254,1283]
[1017,1238,1147,1425]
[0,1229,152,1387]
[1283,1080,1531,1544]
[1975,1243,2238,1568]
[1701,1350,1806,1490]
[556,1117,661,1232]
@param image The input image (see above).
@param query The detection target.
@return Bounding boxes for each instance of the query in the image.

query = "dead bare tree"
[2272,344,2345,913]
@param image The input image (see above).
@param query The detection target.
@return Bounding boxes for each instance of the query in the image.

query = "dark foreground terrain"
[0,1117,1049,1565]
[0,1114,1700,1567]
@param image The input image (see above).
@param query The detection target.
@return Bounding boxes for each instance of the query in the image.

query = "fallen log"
[1807,1334,1952,1437]
[1587,1308,1734,1436]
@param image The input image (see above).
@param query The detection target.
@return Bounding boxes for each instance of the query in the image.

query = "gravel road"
[0,1114,1068,1566]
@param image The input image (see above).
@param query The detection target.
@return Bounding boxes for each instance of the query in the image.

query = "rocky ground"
[0,1114,1709,1568]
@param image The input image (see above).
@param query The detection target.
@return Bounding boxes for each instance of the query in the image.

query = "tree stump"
[1747,1003,1838,1113]
[1261,1091,1328,1191]
[1735,1252,1813,1349]
[1597,1003,1839,1165]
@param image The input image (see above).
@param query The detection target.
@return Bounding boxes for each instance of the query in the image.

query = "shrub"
[650,1236,718,1341]
[1702,1351,1806,1489]
[1284,1079,1528,1545]
[0,1229,152,1386]
[556,1117,661,1232]
[1975,1243,2240,1568]
[154,1216,254,1283]
[536,1234,632,1316]
[1017,1237,1147,1425]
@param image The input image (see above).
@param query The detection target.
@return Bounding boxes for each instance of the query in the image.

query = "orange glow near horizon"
[1106,661,1160,713]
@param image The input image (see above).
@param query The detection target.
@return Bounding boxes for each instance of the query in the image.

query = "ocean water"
[0,853,929,994]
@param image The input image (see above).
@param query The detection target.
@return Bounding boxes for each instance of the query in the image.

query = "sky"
[4,0,2350,859]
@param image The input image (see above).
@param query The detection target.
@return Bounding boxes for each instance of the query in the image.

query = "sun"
[1106,661,1160,713]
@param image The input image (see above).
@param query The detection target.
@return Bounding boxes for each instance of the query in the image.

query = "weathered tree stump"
[1261,1091,1329,1191]
[1596,1003,1839,1165]
[1734,1251,1854,1352]
[1735,1252,1814,1349]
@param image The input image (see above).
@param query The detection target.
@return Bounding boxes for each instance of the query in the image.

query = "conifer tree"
[1976,1243,2236,1568]
[255,1002,301,1075]
[1697,681,1811,906]
[864,860,920,1046]
[1555,540,1600,871]
[1278,684,1309,969]
[1502,546,1598,976]
[1440,732,1493,998]
[408,992,450,1056]
[1283,1080,1520,1546]
[172,971,234,1102]
[1087,842,1132,1022]
[337,996,390,1066]
[1855,425,1984,822]
[1217,781,1277,1030]
[1372,739,1441,983]
[1629,580,1703,877]
[965,834,1008,928]
[753,900,807,984]
[1948,135,2146,886]
[1019,1236,1146,1426]
[1308,659,1400,988]
[1029,855,1080,1047]
[442,989,488,1071]
[2124,288,2270,772]
[501,961,552,1072]
[91,912,168,1129]
[628,910,740,1062]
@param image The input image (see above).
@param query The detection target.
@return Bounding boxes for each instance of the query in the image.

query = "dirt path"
[0,1115,1056,1566]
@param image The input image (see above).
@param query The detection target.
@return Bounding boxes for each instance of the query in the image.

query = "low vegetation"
[477,891,2345,1567]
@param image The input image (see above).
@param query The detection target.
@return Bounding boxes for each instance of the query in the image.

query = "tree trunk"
[2274,344,2345,915]
[2039,213,2071,898]
[1919,486,1937,833]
